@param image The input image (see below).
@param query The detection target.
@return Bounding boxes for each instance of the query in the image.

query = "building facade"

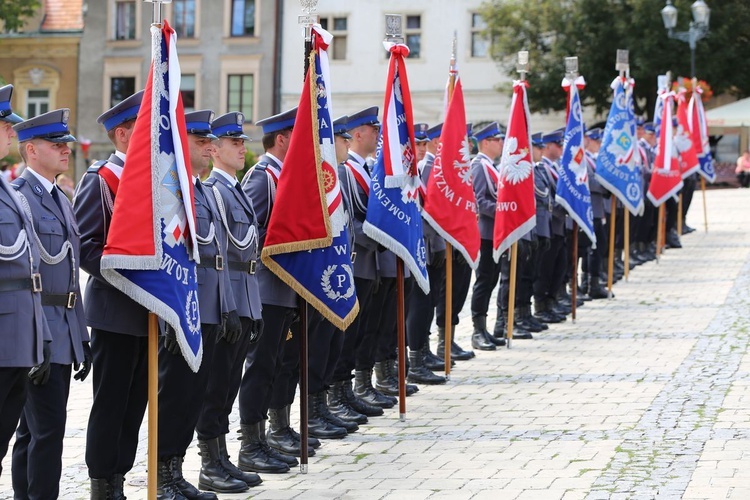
[76,0,279,179]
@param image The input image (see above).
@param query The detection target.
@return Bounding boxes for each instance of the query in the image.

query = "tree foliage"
[0,0,40,33]
[480,0,750,119]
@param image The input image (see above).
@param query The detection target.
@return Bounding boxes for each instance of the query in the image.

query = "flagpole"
[677,192,683,236]
[624,210,630,281]
[297,0,318,473]
[700,176,708,232]
[443,33,457,377]
[618,53,630,283]
[656,204,665,260]
[562,57,581,319]
[396,259,407,421]
[144,2,165,497]
[607,196,616,297]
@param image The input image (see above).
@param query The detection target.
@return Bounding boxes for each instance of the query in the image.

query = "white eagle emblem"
[499,137,532,185]
[453,136,473,185]
[673,125,693,153]
[568,145,589,185]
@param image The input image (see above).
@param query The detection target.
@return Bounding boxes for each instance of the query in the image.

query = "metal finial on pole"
[615,50,631,282]
[298,0,318,82]
[144,0,170,27]
[516,50,529,82]
[565,56,579,81]
[444,31,458,377]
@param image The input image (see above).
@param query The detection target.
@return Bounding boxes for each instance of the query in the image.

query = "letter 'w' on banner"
[556,76,596,244]
[647,92,684,207]
[675,90,701,179]
[422,76,480,268]
[595,77,644,216]
[688,85,716,183]
[261,25,358,330]
[363,40,429,294]
[492,80,536,261]
[101,21,203,372]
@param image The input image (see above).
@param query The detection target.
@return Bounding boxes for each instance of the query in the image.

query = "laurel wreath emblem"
[321,264,355,301]
[184,289,201,337]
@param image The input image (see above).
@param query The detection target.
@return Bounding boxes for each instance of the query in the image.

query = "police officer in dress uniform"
[74,90,147,500]
[10,109,90,500]
[238,108,300,475]
[405,123,446,385]
[331,107,392,413]
[469,122,506,350]
[632,123,657,262]
[154,110,241,500]
[196,112,263,491]
[583,128,609,299]
[0,85,51,479]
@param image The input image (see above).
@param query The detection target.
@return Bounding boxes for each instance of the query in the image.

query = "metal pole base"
[300,464,308,474]
[399,413,406,422]
[445,374,450,382]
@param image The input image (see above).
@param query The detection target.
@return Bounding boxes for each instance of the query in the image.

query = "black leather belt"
[197,255,224,270]
[0,274,43,293]
[42,292,77,309]
[228,260,256,275]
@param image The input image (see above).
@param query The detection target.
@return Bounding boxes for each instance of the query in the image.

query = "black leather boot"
[437,326,474,360]
[197,439,249,494]
[510,311,533,340]
[354,369,395,408]
[156,459,189,500]
[385,358,418,396]
[341,379,384,416]
[162,456,216,500]
[327,382,368,424]
[217,434,262,486]
[374,360,399,396]
[407,349,446,385]
[90,478,111,500]
[267,407,304,456]
[491,315,509,345]
[308,391,348,439]
[238,422,290,474]
[285,404,321,449]
[422,343,452,371]
[258,420,298,466]
[588,275,610,299]
[471,315,496,350]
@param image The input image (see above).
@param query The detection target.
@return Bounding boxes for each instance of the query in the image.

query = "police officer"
[0,85,51,479]
[583,128,609,299]
[405,123,446,385]
[469,122,505,350]
[197,112,263,491]
[74,90,147,500]
[155,110,241,499]
[332,107,392,412]
[238,108,300,474]
[632,123,657,262]
[10,109,90,499]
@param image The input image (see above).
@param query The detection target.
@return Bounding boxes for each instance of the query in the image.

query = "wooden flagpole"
[296,0,319,472]
[571,226,578,322]
[656,204,665,260]
[444,33,457,377]
[677,192,683,236]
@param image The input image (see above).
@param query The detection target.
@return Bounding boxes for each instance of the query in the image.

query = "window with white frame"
[173,0,196,38]
[319,16,347,60]
[231,0,255,37]
[227,74,254,120]
[26,90,49,119]
[471,13,489,58]
[115,0,137,40]
[405,15,421,59]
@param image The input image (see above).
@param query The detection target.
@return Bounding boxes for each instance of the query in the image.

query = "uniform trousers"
[307,310,344,394]
[666,197,679,231]
[86,330,148,480]
[470,239,502,319]
[366,278,398,364]
[0,368,28,477]
[499,240,533,312]
[12,363,72,499]
[239,304,296,424]
[436,252,472,328]
[407,254,444,350]
[331,278,375,383]
[269,319,299,411]
[197,319,254,440]
[534,234,566,301]
[158,324,218,458]
[634,198,657,244]
[682,174,697,220]
[588,218,606,278]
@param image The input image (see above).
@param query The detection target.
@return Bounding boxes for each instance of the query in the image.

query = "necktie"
[51,186,64,212]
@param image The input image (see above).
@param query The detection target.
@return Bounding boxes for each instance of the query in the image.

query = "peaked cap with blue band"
[97,90,144,132]
[346,106,380,130]
[256,107,298,135]
[532,132,545,148]
[13,109,76,143]
[644,122,655,134]
[211,111,249,140]
[473,122,503,142]
[414,122,429,142]
[585,127,603,141]
[184,110,217,139]
[332,115,352,139]
[466,123,474,140]
[542,128,565,145]
[0,85,23,124]
[426,123,443,141]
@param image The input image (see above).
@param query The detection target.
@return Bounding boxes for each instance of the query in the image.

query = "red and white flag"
[647,92,684,207]
[675,90,700,179]
[493,80,536,260]
[422,76,480,268]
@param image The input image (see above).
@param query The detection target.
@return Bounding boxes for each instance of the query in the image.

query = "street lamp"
[661,0,710,78]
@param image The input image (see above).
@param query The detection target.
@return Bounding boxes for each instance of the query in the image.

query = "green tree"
[480,0,750,119]
[0,0,40,33]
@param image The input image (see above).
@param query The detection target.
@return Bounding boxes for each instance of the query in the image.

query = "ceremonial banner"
[101,21,202,372]
[363,42,429,294]
[261,26,358,330]
[492,80,536,260]
[647,92,684,206]
[595,77,644,216]
[675,91,700,179]
[688,88,716,182]
[422,76,480,268]
[556,77,596,243]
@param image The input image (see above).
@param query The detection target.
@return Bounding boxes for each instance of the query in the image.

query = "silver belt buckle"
[66,292,77,309]
[32,273,43,293]
[350,251,357,263]
[215,255,224,271]
[248,260,257,275]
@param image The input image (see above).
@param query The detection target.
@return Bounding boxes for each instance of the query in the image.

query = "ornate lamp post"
[661,0,710,78]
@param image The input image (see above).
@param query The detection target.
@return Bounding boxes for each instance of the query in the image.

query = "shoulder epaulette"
[203,176,217,187]
[11,177,26,189]
[87,160,107,173]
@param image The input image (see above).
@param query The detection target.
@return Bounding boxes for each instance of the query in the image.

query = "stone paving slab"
[2,189,750,499]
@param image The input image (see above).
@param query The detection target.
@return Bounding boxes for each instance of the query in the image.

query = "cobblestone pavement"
[3,188,750,499]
